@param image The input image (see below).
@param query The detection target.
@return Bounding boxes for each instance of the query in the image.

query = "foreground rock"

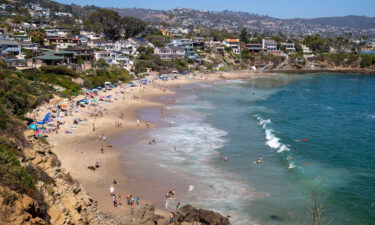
[174,205,230,225]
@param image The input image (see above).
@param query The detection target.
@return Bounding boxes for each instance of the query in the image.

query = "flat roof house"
[246,43,263,53]
[45,37,81,49]
[154,46,185,60]
[281,42,296,52]
[262,39,278,51]
[0,40,21,56]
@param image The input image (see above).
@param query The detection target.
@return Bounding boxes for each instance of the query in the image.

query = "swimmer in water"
[256,157,264,164]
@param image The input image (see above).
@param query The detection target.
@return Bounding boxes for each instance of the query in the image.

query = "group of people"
[109,183,140,210]
[166,189,176,198]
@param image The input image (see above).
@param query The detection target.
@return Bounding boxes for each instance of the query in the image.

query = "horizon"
[54,0,375,19]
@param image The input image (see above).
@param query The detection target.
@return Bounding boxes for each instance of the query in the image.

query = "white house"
[222,39,241,54]
[115,40,138,55]
[154,46,185,60]
[262,39,278,51]
[301,44,312,54]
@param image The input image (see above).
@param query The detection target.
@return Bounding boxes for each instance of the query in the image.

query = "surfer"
[295,139,308,142]
[256,157,264,164]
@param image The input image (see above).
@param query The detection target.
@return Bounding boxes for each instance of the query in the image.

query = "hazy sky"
[54,0,375,19]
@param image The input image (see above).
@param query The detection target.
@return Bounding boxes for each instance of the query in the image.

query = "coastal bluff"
[0,131,230,225]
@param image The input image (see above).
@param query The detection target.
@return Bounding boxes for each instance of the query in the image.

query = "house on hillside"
[301,44,312,54]
[281,42,296,52]
[10,34,31,42]
[128,38,155,48]
[115,40,138,56]
[262,39,277,51]
[45,37,81,49]
[0,40,21,56]
[154,46,185,60]
[246,43,263,53]
[222,39,241,54]
[66,46,95,62]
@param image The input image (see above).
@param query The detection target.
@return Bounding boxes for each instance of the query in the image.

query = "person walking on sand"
[118,195,122,206]
[137,119,140,127]
[112,194,117,207]
[100,146,104,154]
[92,123,95,131]
[110,185,115,196]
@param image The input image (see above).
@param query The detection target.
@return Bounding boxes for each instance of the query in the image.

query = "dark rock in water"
[174,205,230,225]
[270,215,283,221]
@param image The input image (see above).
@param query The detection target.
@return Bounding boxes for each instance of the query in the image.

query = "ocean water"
[119,74,375,225]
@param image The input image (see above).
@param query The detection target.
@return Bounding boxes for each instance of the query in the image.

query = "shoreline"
[270,68,375,75]
[33,71,262,218]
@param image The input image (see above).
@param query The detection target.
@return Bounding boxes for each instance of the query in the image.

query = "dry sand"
[33,71,267,217]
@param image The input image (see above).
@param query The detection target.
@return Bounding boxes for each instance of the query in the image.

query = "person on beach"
[135,196,139,205]
[118,195,122,206]
[113,178,118,185]
[112,194,117,207]
[169,214,174,224]
[100,146,104,154]
[92,123,95,131]
[110,185,115,196]
[95,160,101,168]
[146,121,150,128]
[137,119,140,127]
[127,195,131,205]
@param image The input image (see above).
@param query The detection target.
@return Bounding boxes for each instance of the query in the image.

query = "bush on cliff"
[0,145,35,194]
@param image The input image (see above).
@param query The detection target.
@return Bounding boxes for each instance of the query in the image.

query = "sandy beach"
[30,71,265,218]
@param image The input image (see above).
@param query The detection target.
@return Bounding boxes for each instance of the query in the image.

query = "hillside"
[300,15,375,29]
[110,8,375,38]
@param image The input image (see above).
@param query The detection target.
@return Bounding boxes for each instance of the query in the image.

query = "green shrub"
[40,65,78,78]
[0,190,18,205]
[0,145,35,194]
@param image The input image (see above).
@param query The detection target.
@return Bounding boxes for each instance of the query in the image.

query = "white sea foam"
[278,144,290,153]
[255,116,291,154]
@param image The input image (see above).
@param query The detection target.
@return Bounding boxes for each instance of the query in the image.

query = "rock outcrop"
[174,205,230,225]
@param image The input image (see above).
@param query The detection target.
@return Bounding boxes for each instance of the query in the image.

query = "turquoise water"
[128,74,375,224]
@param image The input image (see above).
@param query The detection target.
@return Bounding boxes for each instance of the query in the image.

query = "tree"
[122,16,147,39]
[303,34,330,53]
[88,9,123,40]
[28,29,46,45]
[240,28,249,43]
[309,191,330,225]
